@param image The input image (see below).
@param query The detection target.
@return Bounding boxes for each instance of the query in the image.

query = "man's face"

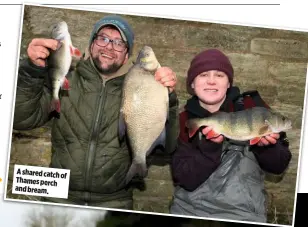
[90,26,128,75]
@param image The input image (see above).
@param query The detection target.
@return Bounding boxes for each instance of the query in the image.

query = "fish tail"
[125,161,148,184]
[186,118,204,138]
[49,98,61,119]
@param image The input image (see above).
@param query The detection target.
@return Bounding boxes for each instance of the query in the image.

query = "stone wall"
[7,5,308,225]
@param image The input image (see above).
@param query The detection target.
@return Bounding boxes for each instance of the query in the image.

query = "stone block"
[276,84,306,106]
[133,196,171,213]
[9,137,52,174]
[251,38,308,59]
[269,62,307,85]
[146,165,173,181]
[270,103,304,129]
[133,179,174,198]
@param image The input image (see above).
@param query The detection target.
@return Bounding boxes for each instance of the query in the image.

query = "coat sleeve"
[171,137,223,192]
[250,131,292,174]
[13,59,53,130]
[163,91,180,154]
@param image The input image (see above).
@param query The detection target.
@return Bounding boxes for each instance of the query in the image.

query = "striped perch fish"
[186,106,292,145]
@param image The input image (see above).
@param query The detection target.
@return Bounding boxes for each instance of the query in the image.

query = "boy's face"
[191,70,230,110]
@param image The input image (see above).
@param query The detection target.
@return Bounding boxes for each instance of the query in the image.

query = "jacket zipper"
[84,83,106,196]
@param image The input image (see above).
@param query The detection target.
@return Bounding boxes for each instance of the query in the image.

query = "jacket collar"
[185,86,241,118]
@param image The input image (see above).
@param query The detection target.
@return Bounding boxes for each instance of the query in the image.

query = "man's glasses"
[94,35,127,52]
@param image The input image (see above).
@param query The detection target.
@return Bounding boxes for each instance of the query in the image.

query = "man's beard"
[92,56,122,74]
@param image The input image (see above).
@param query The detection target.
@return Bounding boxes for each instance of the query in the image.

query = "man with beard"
[14,15,179,209]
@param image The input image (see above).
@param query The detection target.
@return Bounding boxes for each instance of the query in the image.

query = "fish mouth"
[52,25,68,35]
[51,29,69,39]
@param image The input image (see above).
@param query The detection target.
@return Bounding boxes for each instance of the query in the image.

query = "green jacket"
[14,57,179,208]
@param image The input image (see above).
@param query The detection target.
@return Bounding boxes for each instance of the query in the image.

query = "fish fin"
[264,120,273,130]
[50,99,61,112]
[118,111,126,140]
[188,127,199,138]
[258,124,270,135]
[167,108,169,121]
[48,99,61,119]
[206,130,220,139]
[250,137,261,145]
[186,119,201,138]
[70,46,82,57]
[56,41,63,50]
[62,77,70,91]
[125,161,148,184]
[157,127,166,148]
[146,128,166,156]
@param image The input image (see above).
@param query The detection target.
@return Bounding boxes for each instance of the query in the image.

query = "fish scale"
[123,68,168,157]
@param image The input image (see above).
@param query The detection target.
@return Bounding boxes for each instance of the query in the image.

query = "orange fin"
[188,127,199,138]
[62,77,70,90]
[70,46,82,57]
[206,130,220,139]
[186,119,201,138]
[250,137,261,145]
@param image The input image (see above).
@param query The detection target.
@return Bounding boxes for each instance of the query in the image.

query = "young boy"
[169,49,291,223]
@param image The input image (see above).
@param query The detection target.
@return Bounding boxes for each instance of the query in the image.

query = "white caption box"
[12,164,70,199]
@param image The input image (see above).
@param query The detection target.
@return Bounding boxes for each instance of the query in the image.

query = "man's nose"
[105,41,113,50]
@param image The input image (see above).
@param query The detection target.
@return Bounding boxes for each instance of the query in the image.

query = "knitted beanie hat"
[186,49,234,95]
[89,15,134,57]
